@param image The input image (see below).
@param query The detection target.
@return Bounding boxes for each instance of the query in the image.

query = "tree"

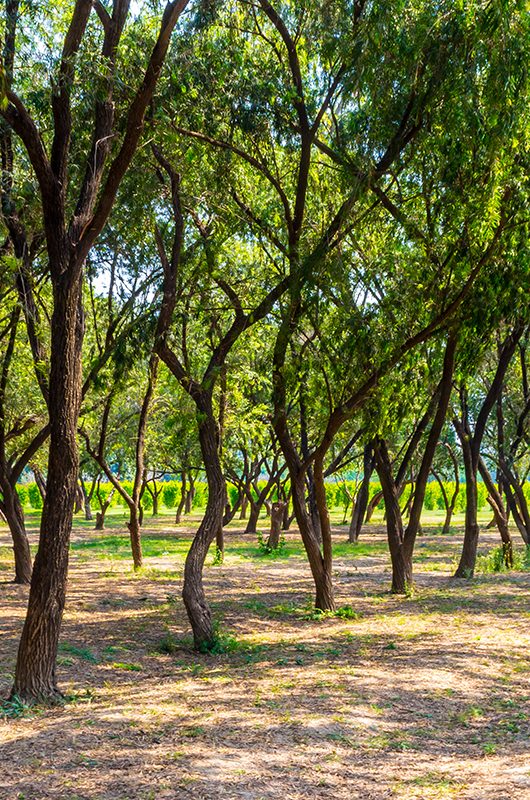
[2,0,191,704]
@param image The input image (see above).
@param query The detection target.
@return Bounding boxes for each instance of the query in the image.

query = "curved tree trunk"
[182,404,226,650]
[1,480,32,584]
[479,457,513,566]
[365,490,383,523]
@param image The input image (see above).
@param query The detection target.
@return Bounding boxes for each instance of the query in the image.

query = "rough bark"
[8,0,189,703]
[182,404,226,650]
[12,271,83,703]
[267,501,286,549]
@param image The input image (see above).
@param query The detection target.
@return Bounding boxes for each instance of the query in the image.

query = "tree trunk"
[291,470,335,611]
[282,497,291,530]
[74,483,83,514]
[239,494,248,520]
[12,273,83,703]
[365,490,383,523]
[182,404,226,650]
[32,465,47,501]
[1,480,32,584]
[402,334,456,579]
[349,444,373,542]
[479,457,513,565]
[244,500,260,534]
[454,435,479,578]
[374,440,409,594]
[185,472,195,514]
[127,507,142,570]
[266,501,286,549]
[79,479,93,521]
[175,470,186,523]
[215,523,224,559]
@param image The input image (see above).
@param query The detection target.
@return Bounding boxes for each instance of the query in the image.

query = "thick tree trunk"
[1,480,32,584]
[182,405,226,650]
[12,273,83,703]
[349,444,373,542]
[244,501,260,534]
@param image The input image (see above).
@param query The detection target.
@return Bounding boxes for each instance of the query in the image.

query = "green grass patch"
[58,642,99,663]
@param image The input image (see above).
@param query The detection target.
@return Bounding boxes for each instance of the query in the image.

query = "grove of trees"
[0,0,529,705]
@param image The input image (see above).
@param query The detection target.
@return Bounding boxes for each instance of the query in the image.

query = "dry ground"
[0,517,529,800]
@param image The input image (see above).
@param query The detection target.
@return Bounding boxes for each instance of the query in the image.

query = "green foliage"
[15,484,27,506]
[1,695,36,719]
[162,482,181,508]
[256,531,286,556]
[27,483,43,510]
[58,643,99,663]
[192,483,208,508]
[478,545,530,574]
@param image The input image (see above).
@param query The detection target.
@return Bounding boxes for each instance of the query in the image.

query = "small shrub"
[27,482,43,509]
[1,695,35,719]
[256,531,286,556]
[162,482,181,508]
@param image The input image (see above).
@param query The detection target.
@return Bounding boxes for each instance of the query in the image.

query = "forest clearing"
[1,512,529,800]
[1,1,530,798]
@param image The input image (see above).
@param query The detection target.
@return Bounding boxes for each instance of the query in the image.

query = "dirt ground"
[1,521,529,800]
